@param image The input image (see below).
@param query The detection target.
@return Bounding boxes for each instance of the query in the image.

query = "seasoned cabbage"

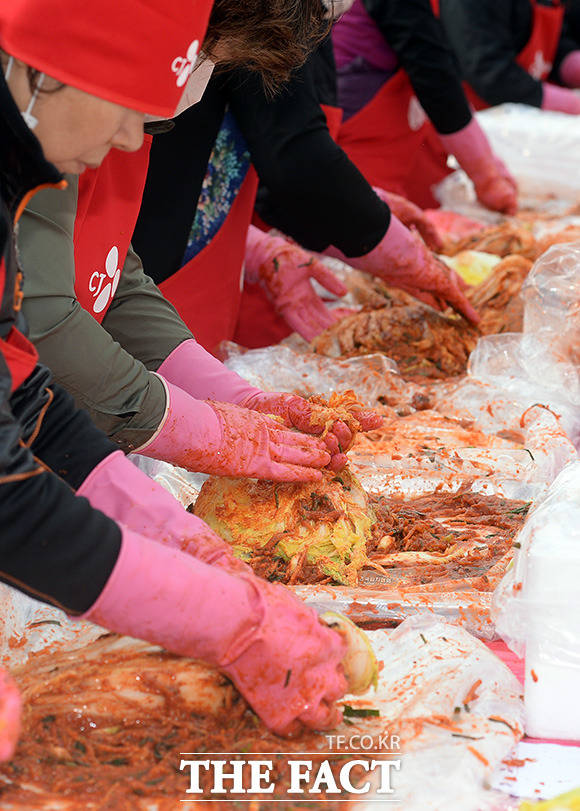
[194,469,376,585]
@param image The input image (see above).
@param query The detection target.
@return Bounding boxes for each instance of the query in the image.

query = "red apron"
[0,223,38,391]
[0,328,38,393]
[234,105,345,349]
[336,69,450,209]
[160,167,259,353]
[432,0,564,111]
[0,253,38,392]
[320,103,345,141]
[73,136,152,323]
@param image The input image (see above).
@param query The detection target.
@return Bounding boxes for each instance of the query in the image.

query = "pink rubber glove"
[138,379,330,481]
[245,225,348,341]
[158,340,383,471]
[541,81,580,114]
[0,670,21,762]
[559,51,580,88]
[439,118,518,215]
[372,187,444,252]
[77,450,247,573]
[331,215,480,323]
[239,390,383,471]
[82,530,347,736]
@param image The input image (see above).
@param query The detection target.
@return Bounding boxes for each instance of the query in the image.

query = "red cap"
[0,0,214,117]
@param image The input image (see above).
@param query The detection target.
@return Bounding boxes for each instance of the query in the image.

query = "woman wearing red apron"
[9,0,377,741]
[2,0,343,757]
[437,0,580,114]
[134,37,477,354]
[19,19,367,490]
[332,0,518,211]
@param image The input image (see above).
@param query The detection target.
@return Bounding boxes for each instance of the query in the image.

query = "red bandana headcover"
[0,0,214,117]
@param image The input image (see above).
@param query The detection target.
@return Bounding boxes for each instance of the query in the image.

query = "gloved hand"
[157,339,383,471]
[77,450,248,573]
[438,118,518,215]
[541,81,580,114]
[372,187,444,252]
[245,225,349,341]
[0,669,21,761]
[82,530,347,736]
[138,380,331,481]
[339,215,480,323]
[559,51,580,88]
[239,390,383,471]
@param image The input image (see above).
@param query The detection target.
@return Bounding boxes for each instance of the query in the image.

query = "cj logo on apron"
[89,246,121,314]
[171,40,199,87]
[529,50,552,79]
[408,96,427,132]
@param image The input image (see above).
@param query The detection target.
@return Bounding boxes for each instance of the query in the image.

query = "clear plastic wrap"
[361,615,524,811]
[349,403,577,503]
[222,341,400,405]
[296,583,497,639]
[0,585,101,669]
[521,242,580,341]
[129,454,208,508]
[492,462,580,740]
[436,243,580,452]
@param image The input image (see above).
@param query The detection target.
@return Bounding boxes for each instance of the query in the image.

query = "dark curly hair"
[204,0,332,90]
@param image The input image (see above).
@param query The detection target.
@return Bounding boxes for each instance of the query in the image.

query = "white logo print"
[408,95,427,132]
[171,40,199,87]
[88,246,121,314]
[529,50,552,80]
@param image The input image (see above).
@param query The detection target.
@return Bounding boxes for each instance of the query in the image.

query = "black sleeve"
[226,43,391,258]
[133,78,228,285]
[553,6,580,78]
[564,0,580,43]
[0,362,121,614]
[439,0,543,107]
[362,0,472,134]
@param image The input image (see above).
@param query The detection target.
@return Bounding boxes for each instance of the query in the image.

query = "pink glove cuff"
[439,118,517,214]
[158,339,261,405]
[136,380,223,466]
[559,50,580,88]
[381,213,420,255]
[136,381,331,481]
[81,528,266,667]
[77,450,127,499]
[353,213,421,276]
[541,82,580,114]
[438,117,493,178]
[77,450,244,570]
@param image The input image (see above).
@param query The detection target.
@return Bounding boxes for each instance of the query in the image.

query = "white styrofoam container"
[522,508,580,740]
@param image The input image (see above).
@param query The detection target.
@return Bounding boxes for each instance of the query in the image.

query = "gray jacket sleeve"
[17,175,190,452]
[103,243,193,373]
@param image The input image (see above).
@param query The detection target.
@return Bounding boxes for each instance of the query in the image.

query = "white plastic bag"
[493,461,580,739]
